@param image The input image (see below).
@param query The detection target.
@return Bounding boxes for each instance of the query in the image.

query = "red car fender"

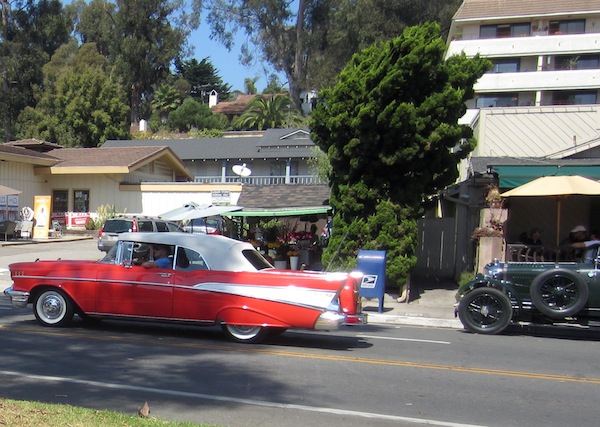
[215,305,292,328]
[338,272,363,321]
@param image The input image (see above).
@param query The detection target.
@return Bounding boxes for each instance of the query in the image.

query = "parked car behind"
[455,247,600,335]
[97,215,184,252]
[5,232,367,344]
[183,215,231,235]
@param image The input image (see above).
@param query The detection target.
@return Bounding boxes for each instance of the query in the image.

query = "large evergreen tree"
[73,0,201,125]
[310,23,489,286]
[0,0,71,141]
[16,42,129,147]
[175,57,231,103]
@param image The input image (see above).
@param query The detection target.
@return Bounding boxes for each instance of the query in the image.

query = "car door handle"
[158,273,172,278]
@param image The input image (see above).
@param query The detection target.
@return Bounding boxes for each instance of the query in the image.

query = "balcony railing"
[194,175,326,185]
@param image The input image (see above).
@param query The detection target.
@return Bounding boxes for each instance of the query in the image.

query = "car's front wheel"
[458,287,512,334]
[530,269,588,318]
[221,324,270,344]
[34,289,74,327]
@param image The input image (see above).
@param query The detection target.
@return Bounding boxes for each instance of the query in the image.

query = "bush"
[87,204,124,230]
[458,270,476,288]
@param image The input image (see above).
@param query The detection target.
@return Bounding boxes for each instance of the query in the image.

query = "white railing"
[193,175,326,185]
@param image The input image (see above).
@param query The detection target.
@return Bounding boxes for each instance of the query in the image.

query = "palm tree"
[152,85,182,124]
[244,77,259,95]
[234,95,303,130]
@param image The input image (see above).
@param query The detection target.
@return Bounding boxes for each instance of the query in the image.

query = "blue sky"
[189,24,283,94]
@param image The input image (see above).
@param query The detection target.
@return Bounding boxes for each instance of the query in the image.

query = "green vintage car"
[455,250,600,334]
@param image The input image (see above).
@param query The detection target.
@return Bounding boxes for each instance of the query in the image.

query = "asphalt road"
[2,240,600,426]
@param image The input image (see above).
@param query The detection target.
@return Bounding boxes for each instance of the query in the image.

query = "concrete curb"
[367,313,463,329]
[0,235,94,247]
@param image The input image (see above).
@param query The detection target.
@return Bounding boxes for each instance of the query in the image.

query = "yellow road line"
[4,325,600,384]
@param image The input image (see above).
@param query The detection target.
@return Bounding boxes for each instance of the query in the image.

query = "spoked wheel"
[34,289,74,327]
[458,287,512,334]
[530,270,588,318]
[221,324,269,344]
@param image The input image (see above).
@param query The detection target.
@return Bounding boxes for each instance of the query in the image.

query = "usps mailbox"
[357,250,386,313]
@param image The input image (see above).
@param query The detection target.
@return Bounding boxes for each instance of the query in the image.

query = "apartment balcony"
[446,33,600,59]
[194,175,326,185]
[475,69,600,92]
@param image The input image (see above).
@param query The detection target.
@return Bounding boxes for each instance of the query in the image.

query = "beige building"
[0,141,242,227]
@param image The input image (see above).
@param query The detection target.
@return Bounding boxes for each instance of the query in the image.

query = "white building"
[446,0,600,178]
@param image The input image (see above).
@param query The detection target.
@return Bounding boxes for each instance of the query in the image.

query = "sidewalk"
[361,277,462,329]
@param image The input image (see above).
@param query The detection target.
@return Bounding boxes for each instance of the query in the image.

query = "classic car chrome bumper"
[314,311,368,330]
[345,313,368,325]
[4,286,30,308]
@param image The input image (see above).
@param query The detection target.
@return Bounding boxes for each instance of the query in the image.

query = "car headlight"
[483,262,504,280]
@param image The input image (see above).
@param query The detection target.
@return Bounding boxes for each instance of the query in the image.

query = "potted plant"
[485,185,503,207]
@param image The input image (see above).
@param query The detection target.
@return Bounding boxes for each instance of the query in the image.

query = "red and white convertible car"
[4,233,367,343]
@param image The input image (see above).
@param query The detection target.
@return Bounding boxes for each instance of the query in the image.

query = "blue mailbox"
[357,250,386,313]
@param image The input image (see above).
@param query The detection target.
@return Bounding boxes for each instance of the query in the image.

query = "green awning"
[228,206,331,217]
[491,165,600,189]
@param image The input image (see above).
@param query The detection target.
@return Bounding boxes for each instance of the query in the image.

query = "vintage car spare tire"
[530,269,588,318]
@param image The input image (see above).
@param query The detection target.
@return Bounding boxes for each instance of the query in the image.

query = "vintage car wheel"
[530,270,588,318]
[458,287,512,334]
[221,324,270,343]
[34,289,74,327]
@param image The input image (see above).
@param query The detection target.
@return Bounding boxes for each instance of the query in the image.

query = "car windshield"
[100,242,121,264]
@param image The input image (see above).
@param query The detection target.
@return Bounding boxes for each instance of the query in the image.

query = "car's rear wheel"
[34,289,74,327]
[221,324,269,343]
[458,287,512,334]
[530,269,588,318]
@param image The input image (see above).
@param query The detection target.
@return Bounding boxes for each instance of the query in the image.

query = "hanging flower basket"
[471,226,504,241]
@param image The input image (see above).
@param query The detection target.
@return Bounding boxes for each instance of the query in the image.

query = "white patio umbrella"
[160,203,242,222]
[501,175,600,246]
[0,185,21,196]
[159,202,200,221]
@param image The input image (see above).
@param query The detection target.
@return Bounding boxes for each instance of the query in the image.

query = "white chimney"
[209,90,218,108]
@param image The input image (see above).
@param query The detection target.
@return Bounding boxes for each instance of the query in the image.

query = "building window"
[476,93,519,108]
[555,55,599,70]
[549,19,585,35]
[552,90,597,105]
[480,23,530,39]
[73,190,89,212]
[490,58,520,73]
[52,190,68,214]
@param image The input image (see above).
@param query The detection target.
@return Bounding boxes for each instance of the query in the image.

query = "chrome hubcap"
[41,295,64,320]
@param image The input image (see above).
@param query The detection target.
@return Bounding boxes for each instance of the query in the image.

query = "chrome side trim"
[4,286,30,309]
[192,282,338,311]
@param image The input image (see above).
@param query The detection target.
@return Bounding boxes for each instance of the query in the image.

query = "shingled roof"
[211,94,256,116]
[5,138,63,152]
[0,144,58,165]
[454,0,600,21]
[102,128,316,160]
[237,184,330,209]
[38,146,193,179]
